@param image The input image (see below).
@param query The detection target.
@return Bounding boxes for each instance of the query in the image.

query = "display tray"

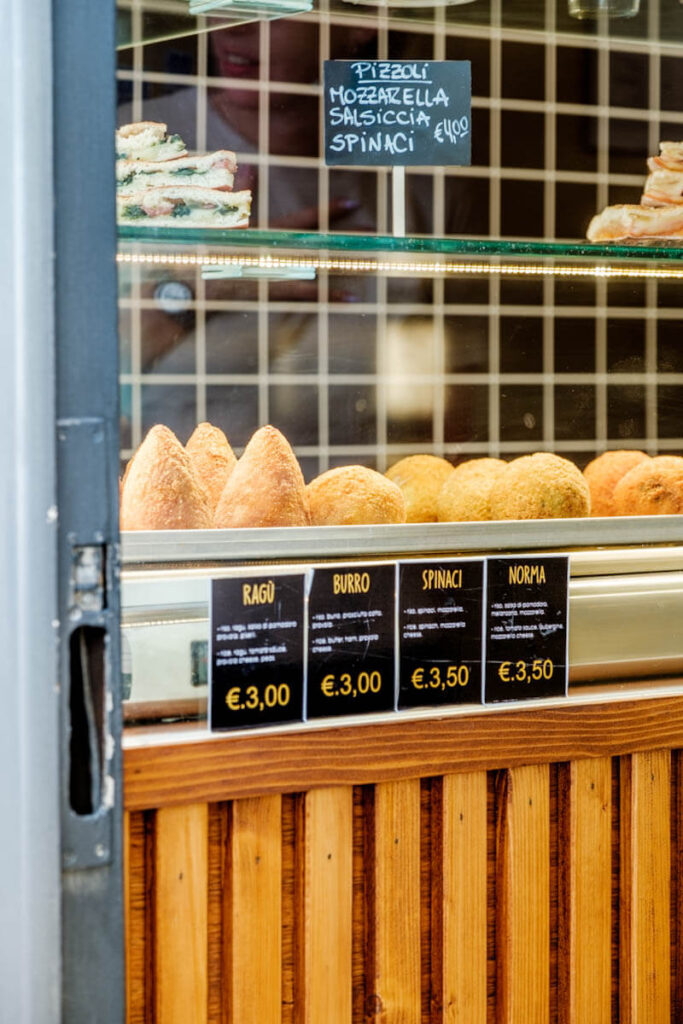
[121,515,683,565]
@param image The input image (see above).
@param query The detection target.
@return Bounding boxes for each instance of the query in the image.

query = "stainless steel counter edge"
[120,516,683,566]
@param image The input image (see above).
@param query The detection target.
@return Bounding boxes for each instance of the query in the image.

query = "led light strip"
[116,250,683,280]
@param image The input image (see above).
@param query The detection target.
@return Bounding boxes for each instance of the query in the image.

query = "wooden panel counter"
[123,684,683,1024]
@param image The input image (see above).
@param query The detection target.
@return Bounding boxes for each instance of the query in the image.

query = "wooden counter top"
[123,682,683,809]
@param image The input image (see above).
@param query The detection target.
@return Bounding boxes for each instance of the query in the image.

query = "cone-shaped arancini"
[120,424,213,530]
[214,425,310,528]
[436,458,507,522]
[613,455,683,516]
[308,465,407,526]
[385,454,454,523]
[582,449,650,516]
[186,422,237,512]
[489,453,591,520]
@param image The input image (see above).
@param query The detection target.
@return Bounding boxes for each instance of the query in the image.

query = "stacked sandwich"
[587,141,683,241]
[116,121,251,228]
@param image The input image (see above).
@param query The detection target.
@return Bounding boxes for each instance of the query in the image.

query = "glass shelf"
[117,0,312,50]
[117,228,683,281]
[117,0,683,51]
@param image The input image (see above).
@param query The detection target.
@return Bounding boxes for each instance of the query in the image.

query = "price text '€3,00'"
[319,670,383,700]
[225,681,292,715]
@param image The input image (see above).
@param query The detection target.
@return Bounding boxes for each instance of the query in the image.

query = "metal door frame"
[0,0,124,1019]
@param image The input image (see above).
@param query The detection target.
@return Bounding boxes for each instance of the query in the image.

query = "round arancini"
[582,449,650,516]
[385,454,454,523]
[436,458,507,522]
[612,455,683,516]
[307,465,407,526]
[489,453,591,520]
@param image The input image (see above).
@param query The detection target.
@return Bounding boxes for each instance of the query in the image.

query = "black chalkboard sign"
[307,564,396,718]
[398,559,484,709]
[484,556,569,703]
[324,60,471,167]
[210,573,306,729]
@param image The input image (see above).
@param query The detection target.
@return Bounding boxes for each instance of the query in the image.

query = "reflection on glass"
[568,0,639,18]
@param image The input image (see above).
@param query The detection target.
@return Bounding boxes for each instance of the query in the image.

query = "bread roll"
[120,424,213,530]
[307,465,406,526]
[186,422,237,513]
[385,454,454,522]
[437,458,507,522]
[489,453,591,520]
[214,425,310,528]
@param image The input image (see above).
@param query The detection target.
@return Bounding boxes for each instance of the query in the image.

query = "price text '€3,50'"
[410,664,470,691]
[497,659,554,684]
[225,682,292,714]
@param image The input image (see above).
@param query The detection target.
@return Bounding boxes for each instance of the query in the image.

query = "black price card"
[324,60,471,166]
[484,556,569,703]
[398,559,484,709]
[209,574,305,730]
[307,564,396,718]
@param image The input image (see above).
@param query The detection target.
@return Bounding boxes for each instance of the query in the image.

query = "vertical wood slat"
[442,772,487,1024]
[207,804,229,1024]
[124,810,131,1024]
[302,787,353,1024]
[281,794,300,1024]
[227,795,282,1024]
[496,764,550,1024]
[560,757,612,1024]
[155,803,209,1024]
[370,779,422,1023]
[124,810,153,1024]
[671,751,683,1021]
[620,750,671,1024]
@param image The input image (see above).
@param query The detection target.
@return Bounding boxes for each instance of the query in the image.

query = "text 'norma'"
[324,60,472,167]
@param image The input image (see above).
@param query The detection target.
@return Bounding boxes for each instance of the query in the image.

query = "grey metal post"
[52,0,125,1020]
[0,0,60,1021]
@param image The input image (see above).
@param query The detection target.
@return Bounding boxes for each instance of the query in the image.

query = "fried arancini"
[436,458,507,522]
[186,422,237,512]
[214,425,311,528]
[612,455,683,516]
[385,454,454,523]
[582,449,650,516]
[307,465,407,526]
[120,424,213,530]
[489,453,591,520]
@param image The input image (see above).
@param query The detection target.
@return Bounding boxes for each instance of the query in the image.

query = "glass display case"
[114,7,683,1024]
[117,0,683,725]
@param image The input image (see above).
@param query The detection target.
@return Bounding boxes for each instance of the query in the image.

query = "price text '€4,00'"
[225,682,292,714]
[497,659,554,684]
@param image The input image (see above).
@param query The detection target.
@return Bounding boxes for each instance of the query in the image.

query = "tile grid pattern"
[117,1,683,477]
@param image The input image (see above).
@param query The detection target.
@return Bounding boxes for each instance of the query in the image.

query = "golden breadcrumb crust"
[385,454,454,523]
[582,450,650,516]
[308,465,407,526]
[214,425,310,528]
[489,453,591,520]
[186,422,237,513]
[613,455,683,516]
[120,424,213,530]
[437,457,507,522]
